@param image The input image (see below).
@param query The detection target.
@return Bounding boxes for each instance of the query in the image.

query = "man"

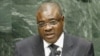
[15,2,94,56]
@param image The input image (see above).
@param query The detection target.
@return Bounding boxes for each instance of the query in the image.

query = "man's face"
[37,7,64,43]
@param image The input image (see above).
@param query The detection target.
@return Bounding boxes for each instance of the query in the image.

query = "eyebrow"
[37,21,44,24]
[49,18,54,20]
[48,18,57,20]
[37,18,58,23]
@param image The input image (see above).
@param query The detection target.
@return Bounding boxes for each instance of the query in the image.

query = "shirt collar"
[43,39,51,48]
[54,32,64,48]
[43,32,64,48]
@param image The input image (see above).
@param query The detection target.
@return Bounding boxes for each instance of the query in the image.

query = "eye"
[38,22,45,27]
[49,20,58,25]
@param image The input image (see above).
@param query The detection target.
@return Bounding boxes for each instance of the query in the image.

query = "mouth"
[45,33,55,39]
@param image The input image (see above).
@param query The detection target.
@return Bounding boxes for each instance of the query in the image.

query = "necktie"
[48,44,58,56]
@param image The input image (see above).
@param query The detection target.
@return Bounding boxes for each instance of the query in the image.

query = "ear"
[61,15,64,21]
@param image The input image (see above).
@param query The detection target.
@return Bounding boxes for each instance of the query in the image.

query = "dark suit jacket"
[15,33,94,56]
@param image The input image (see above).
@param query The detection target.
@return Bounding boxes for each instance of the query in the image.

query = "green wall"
[0,0,100,56]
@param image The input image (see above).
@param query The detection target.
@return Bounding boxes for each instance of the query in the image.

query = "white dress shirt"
[43,32,64,56]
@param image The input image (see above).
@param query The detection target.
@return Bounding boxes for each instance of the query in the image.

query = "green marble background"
[0,0,100,56]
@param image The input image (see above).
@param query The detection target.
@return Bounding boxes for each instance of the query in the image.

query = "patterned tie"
[48,44,58,56]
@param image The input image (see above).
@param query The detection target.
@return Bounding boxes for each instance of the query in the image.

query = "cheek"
[54,23,63,34]
[38,28,44,36]
[55,23,63,30]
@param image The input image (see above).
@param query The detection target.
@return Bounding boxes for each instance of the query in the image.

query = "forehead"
[36,2,62,22]
[37,7,61,21]
[43,8,59,18]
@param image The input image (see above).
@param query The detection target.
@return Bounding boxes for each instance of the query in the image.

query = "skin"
[36,2,64,43]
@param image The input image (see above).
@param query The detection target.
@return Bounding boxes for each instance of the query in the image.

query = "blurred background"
[0,0,100,56]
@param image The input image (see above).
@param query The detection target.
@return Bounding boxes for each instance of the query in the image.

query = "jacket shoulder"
[69,34,93,49]
[15,35,41,48]
[66,33,92,47]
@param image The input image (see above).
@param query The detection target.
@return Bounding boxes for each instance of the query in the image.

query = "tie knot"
[48,44,58,50]
[48,44,59,56]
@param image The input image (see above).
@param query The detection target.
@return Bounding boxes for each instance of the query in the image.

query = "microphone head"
[55,51,61,55]
[55,47,62,55]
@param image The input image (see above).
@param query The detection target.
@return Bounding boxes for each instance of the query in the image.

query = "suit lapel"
[32,36,45,56]
[62,33,74,56]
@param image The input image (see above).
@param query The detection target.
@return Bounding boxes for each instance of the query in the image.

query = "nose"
[44,24,52,32]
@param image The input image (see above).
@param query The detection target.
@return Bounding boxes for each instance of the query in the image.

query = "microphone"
[55,48,61,56]
[55,51,61,55]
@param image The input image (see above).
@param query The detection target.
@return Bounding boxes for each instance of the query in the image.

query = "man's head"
[36,2,64,43]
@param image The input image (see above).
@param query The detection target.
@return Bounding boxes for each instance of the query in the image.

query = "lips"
[45,33,55,39]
